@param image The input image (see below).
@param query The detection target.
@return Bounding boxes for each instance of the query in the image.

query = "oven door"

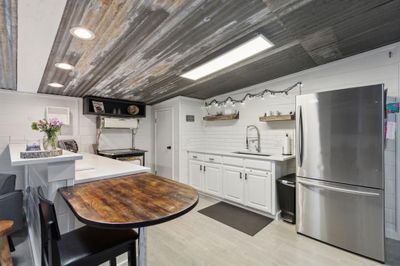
[296,177,384,262]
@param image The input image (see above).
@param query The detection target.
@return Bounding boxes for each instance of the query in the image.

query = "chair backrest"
[0,174,16,195]
[37,187,61,266]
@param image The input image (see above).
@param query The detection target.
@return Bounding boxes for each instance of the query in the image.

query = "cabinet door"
[189,160,203,191]
[245,170,272,212]
[222,166,244,204]
[204,163,222,196]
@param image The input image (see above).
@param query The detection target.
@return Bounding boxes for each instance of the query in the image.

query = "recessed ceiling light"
[48,82,64,88]
[70,27,95,40]
[55,62,74,70]
[181,35,274,80]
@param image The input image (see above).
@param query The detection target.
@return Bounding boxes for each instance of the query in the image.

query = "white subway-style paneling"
[171,42,400,239]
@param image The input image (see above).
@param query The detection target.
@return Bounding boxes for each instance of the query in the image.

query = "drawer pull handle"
[245,173,248,180]
[240,172,242,179]
[193,156,198,159]
[200,165,202,171]
[209,158,214,161]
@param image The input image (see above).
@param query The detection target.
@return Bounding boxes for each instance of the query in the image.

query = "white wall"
[134,106,154,171]
[0,91,88,188]
[178,98,205,184]
[0,90,154,188]
[200,42,400,240]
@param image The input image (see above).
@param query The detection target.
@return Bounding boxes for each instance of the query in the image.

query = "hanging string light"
[204,81,302,107]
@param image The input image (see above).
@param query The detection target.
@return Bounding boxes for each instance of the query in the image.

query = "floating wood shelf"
[203,113,239,121]
[259,114,295,122]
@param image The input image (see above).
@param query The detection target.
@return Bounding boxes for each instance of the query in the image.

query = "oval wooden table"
[59,173,198,266]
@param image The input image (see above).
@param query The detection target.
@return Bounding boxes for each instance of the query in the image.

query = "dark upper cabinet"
[83,96,146,118]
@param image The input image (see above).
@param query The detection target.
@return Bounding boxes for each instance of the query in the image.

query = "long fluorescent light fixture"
[180,35,274,80]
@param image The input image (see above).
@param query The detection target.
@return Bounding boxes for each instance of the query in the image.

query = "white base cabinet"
[189,159,203,190]
[189,159,222,196]
[189,151,291,216]
[245,169,272,213]
[222,166,244,204]
[222,167,272,213]
[204,163,222,196]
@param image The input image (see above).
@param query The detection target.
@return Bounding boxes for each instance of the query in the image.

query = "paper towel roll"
[283,133,291,155]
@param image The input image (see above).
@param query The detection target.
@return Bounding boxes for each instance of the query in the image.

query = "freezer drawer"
[296,177,384,262]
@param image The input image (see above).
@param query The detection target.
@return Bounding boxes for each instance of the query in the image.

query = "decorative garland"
[205,82,303,107]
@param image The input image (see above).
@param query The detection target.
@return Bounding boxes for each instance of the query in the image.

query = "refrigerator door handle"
[297,179,380,197]
[297,105,303,167]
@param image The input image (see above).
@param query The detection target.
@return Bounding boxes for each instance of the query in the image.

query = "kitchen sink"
[233,151,271,157]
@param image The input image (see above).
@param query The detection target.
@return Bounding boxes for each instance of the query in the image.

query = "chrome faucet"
[246,125,260,152]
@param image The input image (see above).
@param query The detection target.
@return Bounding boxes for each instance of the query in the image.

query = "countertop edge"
[9,143,83,166]
[186,149,295,161]
[74,167,151,184]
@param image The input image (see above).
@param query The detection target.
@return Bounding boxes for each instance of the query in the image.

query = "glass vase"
[43,134,58,150]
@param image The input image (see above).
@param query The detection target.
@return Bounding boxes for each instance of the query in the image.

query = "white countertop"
[187,149,295,161]
[75,153,150,184]
[9,144,83,166]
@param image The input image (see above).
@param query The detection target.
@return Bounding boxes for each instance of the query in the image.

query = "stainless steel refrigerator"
[296,84,385,262]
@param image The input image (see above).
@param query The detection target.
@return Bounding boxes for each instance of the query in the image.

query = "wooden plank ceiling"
[33,0,400,103]
[0,0,17,90]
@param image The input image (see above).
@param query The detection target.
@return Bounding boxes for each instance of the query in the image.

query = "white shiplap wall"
[0,91,154,188]
[0,91,92,188]
[197,42,400,240]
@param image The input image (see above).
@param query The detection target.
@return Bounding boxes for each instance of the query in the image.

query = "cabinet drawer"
[223,156,244,167]
[205,154,222,163]
[244,159,271,171]
[189,152,203,161]
[245,168,271,177]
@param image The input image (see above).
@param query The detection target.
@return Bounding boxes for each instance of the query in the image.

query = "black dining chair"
[37,187,137,266]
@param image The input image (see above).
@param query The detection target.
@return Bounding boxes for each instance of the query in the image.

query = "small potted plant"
[31,118,63,150]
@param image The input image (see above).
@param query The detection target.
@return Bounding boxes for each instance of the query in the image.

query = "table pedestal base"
[138,227,146,266]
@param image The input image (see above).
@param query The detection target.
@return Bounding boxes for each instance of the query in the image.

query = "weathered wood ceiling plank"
[85,0,273,100]
[0,0,17,90]
[37,0,400,103]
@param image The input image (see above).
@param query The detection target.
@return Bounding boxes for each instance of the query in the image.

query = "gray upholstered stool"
[0,174,24,252]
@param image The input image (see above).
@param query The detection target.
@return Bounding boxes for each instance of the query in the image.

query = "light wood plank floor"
[146,195,380,266]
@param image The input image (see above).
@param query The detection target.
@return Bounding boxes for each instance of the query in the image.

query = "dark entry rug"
[198,201,273,236]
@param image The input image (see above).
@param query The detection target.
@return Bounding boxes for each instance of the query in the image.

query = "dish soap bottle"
[282,133,291,155]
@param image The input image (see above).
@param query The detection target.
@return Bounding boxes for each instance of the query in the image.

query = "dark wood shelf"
[83,96,146,118]
[259,114,295,122]
[203,113,239,121]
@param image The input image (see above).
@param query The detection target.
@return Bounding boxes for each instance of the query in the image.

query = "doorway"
[154,108,174,179]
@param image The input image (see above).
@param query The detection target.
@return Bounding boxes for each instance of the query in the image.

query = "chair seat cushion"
[58,226,138,266]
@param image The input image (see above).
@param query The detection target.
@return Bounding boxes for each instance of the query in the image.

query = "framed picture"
[92,101,105,113]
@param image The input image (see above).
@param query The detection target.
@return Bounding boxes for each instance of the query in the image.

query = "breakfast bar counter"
[75,153,150,183]
[8,144,150,266]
